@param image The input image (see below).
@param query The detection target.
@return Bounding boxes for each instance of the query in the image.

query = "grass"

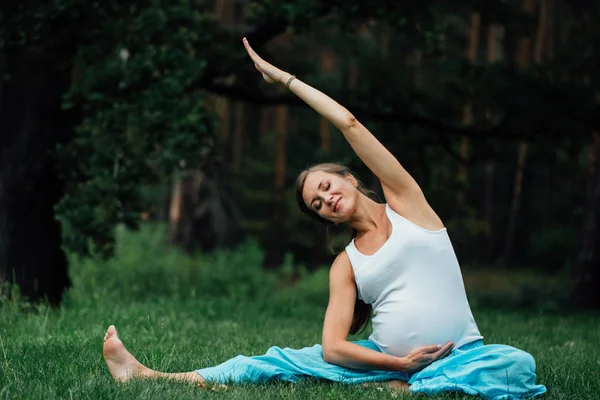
[1,225,599,399]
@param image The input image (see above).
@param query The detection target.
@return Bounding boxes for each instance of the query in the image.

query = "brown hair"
[295,163,375,335]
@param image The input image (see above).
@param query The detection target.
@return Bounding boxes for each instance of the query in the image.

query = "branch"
[200,2,337,83]
[200,80,522,141]
[197,19,290,87]
[243,20,288,48]
[242,1,337,46]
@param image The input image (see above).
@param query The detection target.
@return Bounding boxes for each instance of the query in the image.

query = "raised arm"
[283,80,418,200]
[322,252,453,372]
[245,41,419,186]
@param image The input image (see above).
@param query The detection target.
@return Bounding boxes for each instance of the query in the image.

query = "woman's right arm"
[322,252,406,370]
[322,252,453,372]
[242,37,443,231]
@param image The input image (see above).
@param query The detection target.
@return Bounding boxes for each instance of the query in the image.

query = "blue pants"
[196,340,547,399]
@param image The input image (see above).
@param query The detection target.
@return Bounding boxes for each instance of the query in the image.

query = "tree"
[502,0,535,264]
[265,104,289,267]
[1,2,216,303]
[483,23,504,260]
[0,41,75,304]
[573,134,600,308]
[457,11,481,208]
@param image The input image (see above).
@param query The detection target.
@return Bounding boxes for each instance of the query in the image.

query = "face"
[301,170,359,223]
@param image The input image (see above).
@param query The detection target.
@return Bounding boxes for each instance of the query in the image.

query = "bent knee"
[509,348,536,373]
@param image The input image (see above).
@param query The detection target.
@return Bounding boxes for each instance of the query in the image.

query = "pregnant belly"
[369,308,469,357]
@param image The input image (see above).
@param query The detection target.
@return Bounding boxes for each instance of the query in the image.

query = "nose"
[326,195,334,205]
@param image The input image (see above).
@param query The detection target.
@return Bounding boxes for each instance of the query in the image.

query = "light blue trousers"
[196,339,547,399]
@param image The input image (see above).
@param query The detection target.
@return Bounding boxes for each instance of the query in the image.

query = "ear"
[344,174,358,188]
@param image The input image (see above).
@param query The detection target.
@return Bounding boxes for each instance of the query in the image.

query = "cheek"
[346,190,360,209]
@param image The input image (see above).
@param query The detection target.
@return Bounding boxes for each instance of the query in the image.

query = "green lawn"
[1,226,598,399]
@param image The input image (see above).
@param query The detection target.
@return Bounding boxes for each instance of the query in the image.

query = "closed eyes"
[313,182,330,211]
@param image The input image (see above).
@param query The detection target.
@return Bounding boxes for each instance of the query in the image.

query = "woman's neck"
[346,197,387,235]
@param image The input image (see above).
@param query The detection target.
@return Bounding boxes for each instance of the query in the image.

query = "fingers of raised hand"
[243,37,262,62]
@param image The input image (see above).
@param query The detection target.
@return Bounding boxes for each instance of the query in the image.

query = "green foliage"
[52,2,217,258]
[56,223,571,317]
[1,1,221,259]
[66,224,277,305]
[461,268,570,311]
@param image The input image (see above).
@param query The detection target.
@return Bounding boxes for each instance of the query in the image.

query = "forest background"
[2,0,600,309]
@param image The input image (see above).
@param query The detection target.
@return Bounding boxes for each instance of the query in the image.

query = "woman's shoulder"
[329,251,355,281]
[383,197,446,232]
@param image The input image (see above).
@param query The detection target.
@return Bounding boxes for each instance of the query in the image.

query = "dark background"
[1,0,599,309]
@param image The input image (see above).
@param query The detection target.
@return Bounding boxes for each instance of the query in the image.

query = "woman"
[102,38,547,399]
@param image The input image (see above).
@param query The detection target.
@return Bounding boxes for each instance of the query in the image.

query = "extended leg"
[196,341,410,385]
[103,326,408,389]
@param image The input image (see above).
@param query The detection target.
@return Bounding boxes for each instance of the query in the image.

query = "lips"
[334,197,341,212]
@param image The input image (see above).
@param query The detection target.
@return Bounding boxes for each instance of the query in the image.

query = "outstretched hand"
[403,341,454,373]
[242,37,289,84]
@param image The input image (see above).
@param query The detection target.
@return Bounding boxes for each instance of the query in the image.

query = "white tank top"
[345,204,482,357]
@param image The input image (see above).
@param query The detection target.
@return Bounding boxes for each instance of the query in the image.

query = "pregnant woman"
[102,38,546,399]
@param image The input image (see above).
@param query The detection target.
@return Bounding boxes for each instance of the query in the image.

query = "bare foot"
[103,325,150,382]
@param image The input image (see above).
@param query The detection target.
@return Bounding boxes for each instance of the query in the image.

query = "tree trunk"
[168,177,183,240]
[168,171,203,252]
[457,12,480,207]
[503,143,529,262]
[572,132,600,309]
[232,102,245,173]
[587,133,600,196]
[0,48,74,305]
[534,0,551,65]
[484,24,504,261]
[214,0,234,26]
[260,106,272,137]
[483,162,495,257]
[265,105,288,267]
[318,48,334,153]
[406,50,424,88]
[215,96,230,143]
[503,0,537,263]
[212,0,234,143]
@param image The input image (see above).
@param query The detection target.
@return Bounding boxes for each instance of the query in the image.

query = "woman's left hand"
[242,37,289,84]
[402,341,454,373]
